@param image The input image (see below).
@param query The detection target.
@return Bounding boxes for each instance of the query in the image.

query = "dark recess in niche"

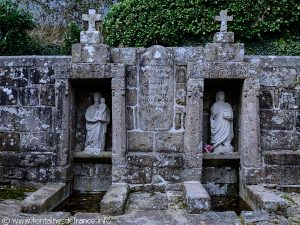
[71,79,112,152]
[203,79,243,152]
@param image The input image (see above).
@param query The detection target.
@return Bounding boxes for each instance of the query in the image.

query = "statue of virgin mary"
[83,92,110,155]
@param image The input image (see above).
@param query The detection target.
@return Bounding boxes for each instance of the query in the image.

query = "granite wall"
[247,56,300,185]
[0,56,72,186]
[0,52,299,189]
[18,0,117,27]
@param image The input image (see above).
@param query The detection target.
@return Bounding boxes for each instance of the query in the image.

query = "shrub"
[61,21,82,55]
[245,33,300,55]
[103,0,300,48]
[0,0,36,55]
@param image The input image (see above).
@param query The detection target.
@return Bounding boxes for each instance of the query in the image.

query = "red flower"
[203,144,214,153]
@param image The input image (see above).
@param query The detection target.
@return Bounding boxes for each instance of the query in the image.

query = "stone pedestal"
[72,44,110,63]
[213,32,234,43]
[80,31,102,44]
[214,146,234,154]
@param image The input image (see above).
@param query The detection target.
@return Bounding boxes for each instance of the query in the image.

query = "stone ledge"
[263,151,300,165]
[183,181,211,213]
[245,185,288,215]
[203,152,240,160]
[21,182,70,214]
[100,183,129,216]
[203,152,240,167]
[275,185,300,193]
[73,151,112,163]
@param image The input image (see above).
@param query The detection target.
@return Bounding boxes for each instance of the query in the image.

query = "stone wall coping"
[245,56,300,67]
[0,54,300,65]
[0,56,72,60]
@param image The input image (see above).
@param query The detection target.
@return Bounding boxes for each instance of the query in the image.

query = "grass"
[28,25,66,46]
[26,25,68,55]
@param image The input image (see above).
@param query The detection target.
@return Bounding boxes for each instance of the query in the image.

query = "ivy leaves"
[103,0,300,48]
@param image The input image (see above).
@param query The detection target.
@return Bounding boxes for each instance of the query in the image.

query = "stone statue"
[210,91,234,153]
[83,92,110,155]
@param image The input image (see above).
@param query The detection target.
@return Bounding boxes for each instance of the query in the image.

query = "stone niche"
[70,79,112,152]
[188,60,261,200]
[203,79,243,151]
[69,78,113,193]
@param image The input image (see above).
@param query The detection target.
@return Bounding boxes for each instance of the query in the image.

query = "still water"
[54,192,106,215]
[54,192,251,215]
[211,195,252,215]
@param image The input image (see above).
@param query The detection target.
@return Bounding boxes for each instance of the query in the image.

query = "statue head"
[93,92,102,103]
[216,91,225,101]
[100,98,105,104]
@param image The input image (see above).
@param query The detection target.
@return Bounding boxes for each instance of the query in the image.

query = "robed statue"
[83,92,110,155]
[210,91,234,153]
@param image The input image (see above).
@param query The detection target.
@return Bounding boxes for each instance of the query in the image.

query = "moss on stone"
[58,219,73,225]
[282,193,296,205]
[0,185,36,200]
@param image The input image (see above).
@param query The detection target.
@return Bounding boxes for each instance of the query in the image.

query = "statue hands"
[222,110,233,120]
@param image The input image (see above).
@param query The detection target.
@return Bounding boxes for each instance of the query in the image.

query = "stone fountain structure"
[0,9,299,223]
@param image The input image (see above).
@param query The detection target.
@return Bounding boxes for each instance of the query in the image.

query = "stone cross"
[215,10,233,32]
[82,9,102,32]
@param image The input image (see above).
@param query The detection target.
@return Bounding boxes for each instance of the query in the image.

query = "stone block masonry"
[1,9,300,220]
[245,56,300,186]
[0,56,72,185]
[0,53,300,189]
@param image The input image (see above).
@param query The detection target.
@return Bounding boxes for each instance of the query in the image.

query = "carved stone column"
[111,75,127,182]
[183,76,204,181]
[239,77,262,198]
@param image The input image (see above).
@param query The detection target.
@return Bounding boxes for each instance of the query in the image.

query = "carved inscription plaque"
[138,46,174,131]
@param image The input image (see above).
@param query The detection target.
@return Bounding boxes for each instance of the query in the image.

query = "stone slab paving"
[126,192,168,212]
[0,200,70,225]
[271,189,300,224]
[1,199,300,225]
[240,211,295,225]
[73,210,242,225]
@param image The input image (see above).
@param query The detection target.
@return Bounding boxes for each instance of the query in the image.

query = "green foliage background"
[0,0,35,55]
[103,0,300,55]
[0,0,299,55]
[0,0,82,55]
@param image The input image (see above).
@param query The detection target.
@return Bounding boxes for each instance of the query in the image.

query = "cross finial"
[215,10,233,32]
[82,9,102,32]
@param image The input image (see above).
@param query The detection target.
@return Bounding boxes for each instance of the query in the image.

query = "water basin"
[211,195,252,215]
[53,192,105,215]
